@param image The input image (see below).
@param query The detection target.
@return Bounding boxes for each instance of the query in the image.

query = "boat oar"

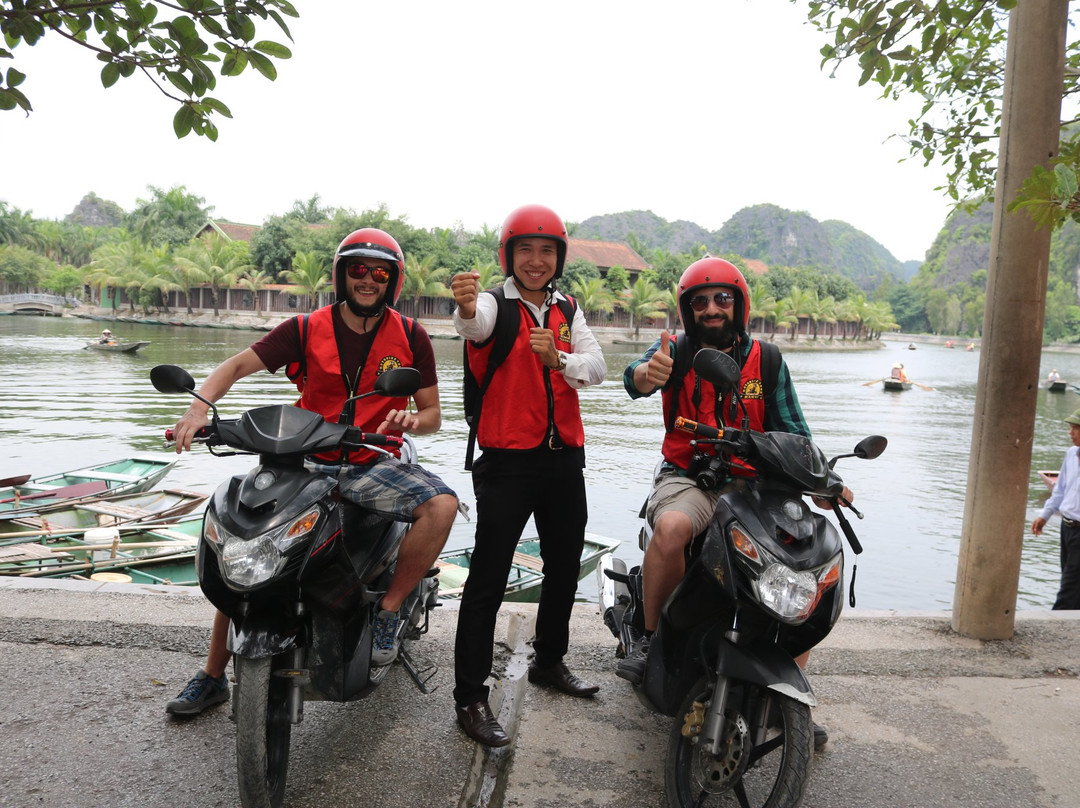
[912,382,934,391]
[862,378,884,386]
[0,521,199,542]
[0,474,30,488]
[14,548,196,578]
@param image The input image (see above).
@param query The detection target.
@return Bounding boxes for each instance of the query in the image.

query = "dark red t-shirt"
[250,305,438,388]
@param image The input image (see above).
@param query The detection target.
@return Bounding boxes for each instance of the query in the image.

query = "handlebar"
[343,429,404,450]
[163,426,213,444]
[674,416,722,440]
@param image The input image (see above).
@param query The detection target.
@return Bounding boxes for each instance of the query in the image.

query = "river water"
[1,315,1071,610]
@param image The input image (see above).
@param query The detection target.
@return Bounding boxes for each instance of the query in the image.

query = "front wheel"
[234,655,294,808]
[664,677,812,808]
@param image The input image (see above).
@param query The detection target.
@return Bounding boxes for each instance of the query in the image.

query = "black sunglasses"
[689,291,735,312]
[345,264,391,283]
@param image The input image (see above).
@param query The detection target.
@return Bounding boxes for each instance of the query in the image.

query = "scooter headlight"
[212,508,322,587]
[755,554,842,624]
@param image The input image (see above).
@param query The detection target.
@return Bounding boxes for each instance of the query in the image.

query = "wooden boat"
[0,514,202,585]
[0,487,206,540]
[1037,470,1058,491]
[1047,381,1067,393]
[0,457,177,518]
[436,532,621,601]
[883,379,912,392]
[85,340,150,353]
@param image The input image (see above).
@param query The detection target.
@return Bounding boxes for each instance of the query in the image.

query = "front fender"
[715,635,817,707]
[229,613,300,659]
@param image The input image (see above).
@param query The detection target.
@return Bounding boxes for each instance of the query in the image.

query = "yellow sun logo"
[377,355,403,375]
[558,322,572,344]
[742,378,764,400]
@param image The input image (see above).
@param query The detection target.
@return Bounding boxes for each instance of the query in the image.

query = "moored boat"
[436,532,620,601]
[0,457,177,518]
[0,487,206,540]
[0,514,202,584]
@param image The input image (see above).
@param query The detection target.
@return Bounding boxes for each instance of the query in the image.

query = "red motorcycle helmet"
[677,257,751,333]
[498,204,568,280]
[332,228,405,306]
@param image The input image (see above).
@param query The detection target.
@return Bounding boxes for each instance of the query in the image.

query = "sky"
[0,0,956,263]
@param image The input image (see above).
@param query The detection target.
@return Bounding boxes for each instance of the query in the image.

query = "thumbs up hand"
[644,330,674,388]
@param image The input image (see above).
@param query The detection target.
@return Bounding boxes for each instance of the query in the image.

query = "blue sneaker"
[165,670,229,716]
[371,608,402,666]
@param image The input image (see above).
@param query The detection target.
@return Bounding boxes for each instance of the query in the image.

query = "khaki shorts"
[646,467,723,537]
[646,467,753,537]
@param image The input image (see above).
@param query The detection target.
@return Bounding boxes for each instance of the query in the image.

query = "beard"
[694,316,740,350]
[344,292,387,319]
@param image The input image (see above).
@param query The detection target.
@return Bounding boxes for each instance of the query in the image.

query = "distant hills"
[575,204,918,292]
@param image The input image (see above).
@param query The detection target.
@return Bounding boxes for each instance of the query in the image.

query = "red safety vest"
[466,298,584,451]
[661,338,766,471]
[286,305,415,464]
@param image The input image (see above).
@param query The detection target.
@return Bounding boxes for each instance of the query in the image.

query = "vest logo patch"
[741,378,764,400]
[557,321,571,344]
[377,355,403,374]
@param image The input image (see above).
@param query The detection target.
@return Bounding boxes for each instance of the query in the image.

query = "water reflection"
[0,315,1067,610]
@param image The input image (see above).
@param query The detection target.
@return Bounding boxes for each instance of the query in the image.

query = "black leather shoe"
[527,661,599,698]
[813,722,829,751]
[456,700,511,747]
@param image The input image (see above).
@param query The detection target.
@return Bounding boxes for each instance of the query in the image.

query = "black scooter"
[151,364,441,808]
[599,349,886,808]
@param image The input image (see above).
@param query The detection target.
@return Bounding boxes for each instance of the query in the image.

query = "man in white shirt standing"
[448,204,607,747]
[1032,407,1080,610]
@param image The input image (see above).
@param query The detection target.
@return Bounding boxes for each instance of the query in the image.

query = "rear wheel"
[664,676,812,808]
[235,655,293,808]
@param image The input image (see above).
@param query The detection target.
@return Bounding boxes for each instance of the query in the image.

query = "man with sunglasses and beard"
[617,257,849,750]
[164,228,459,717]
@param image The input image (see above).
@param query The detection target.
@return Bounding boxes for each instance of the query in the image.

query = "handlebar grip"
[674,417,721,440]
[352,432,404,449]
[164,426,212,443]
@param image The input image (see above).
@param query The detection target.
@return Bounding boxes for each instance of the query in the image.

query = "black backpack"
[462,286,576,470]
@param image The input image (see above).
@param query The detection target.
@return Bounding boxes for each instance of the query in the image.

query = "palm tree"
[833,297,860,340]
[237,269,274,316]
[621,278,666,339]
[87,237,144,310]
[661,282,679,330]
[174,233,251,316]
[140,245,177,314]
[569,277,616,323]
[807,293,838,340]
[781,286,815,341]
[283,251,330,311]
[748,285,779,335]
[400,254,451,320]
[471,259,503,291]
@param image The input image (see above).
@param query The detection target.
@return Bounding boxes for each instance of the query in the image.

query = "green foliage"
[0,0,299,139]
[125,184,212,247]
[0,242,51,288]
[604,265,630,293]
[562,258,600,289]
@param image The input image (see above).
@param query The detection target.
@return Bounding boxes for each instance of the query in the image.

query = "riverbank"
[62,304,885,350]
[0,577,1077,808]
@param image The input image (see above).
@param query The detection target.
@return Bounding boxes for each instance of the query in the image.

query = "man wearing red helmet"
[620,257,849,749]
[164,228,459,717]
[448,204,606,747]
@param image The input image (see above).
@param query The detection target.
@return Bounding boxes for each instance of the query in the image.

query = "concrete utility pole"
[953,0,1068,640]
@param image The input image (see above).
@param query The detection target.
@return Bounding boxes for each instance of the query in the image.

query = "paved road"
[0,578,1078,808]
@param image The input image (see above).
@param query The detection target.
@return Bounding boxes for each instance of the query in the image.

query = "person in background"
[619,256,852,751]
[164,228,459,717]
[1048,369,1061,383]
[448,204,606,747]
[99,329,114,344]
[890,362,909,382]
[1031,408,1080,610]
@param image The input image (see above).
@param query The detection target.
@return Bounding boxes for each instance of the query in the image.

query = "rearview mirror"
[374,367,422,398]
[150,364,196,395]
[853,435,888,460]
[692,349,741,391]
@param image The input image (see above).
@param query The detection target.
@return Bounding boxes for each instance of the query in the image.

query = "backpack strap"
[285,313,309,389]
[464,287,520,470]
[757,339,780,400]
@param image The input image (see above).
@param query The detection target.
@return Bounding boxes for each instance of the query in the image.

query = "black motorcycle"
[151,364,441,808]
[599,349,886,808]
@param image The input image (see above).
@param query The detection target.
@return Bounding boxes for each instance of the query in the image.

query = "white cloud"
[1,0,955,262]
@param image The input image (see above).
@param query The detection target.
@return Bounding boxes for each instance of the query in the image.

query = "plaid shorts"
[306,457,456,523]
